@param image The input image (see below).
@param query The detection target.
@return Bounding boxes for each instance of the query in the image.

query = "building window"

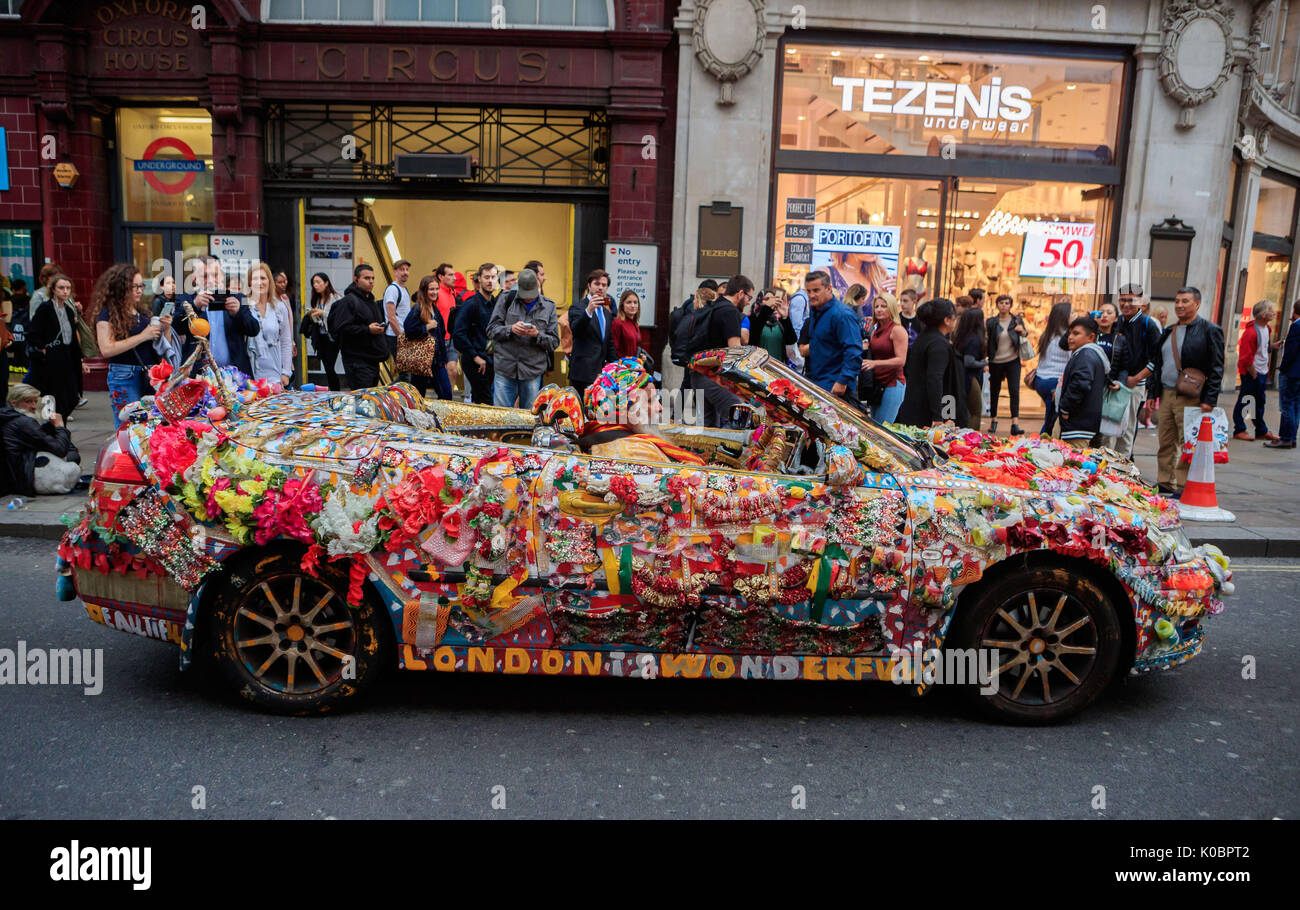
[264,0,612,27]
[265,104,609,187]
[1255,175,1298,239]
[781,42,1124,165]
[0,0,23,17]
[116,108,215,224]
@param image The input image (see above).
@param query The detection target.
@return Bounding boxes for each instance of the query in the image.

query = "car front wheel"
[951,565,1122,725]
[207,552,390,715]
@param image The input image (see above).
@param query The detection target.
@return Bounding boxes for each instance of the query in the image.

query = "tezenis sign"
[832,76,1034,133]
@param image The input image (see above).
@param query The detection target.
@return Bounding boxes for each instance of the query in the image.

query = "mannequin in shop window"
[903,238,929,296]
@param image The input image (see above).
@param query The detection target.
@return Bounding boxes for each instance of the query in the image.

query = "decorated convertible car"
[58,345,1232,723]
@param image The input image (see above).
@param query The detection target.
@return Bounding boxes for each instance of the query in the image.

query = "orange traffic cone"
[1178,414,1235,522]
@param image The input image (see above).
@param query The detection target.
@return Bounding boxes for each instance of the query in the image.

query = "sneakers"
[1157,483,1181,499]
[76,396,88,409]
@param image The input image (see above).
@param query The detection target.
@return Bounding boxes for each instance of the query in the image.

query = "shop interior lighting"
[361,197,377,205]
[159,116,211,124]
[383,228,401,263]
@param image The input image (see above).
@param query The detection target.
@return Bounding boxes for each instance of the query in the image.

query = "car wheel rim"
[232,574,356,696]
[979,589,1099,706]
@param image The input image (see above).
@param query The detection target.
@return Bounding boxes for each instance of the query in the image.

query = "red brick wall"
[0,96,41,222]
[42,109,114,294]
[213,117,263,234]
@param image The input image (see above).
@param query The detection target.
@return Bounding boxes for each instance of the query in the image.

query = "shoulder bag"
[395,332,439,377]
[1169,325,1206,398]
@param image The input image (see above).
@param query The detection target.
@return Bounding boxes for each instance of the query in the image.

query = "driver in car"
[579,358,704,465]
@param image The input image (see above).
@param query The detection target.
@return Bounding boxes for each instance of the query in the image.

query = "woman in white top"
[302,272,343,391]
[245,262,293,387]
[1029,301,1074,436]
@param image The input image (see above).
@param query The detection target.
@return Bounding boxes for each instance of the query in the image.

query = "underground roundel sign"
[133,137,206,195]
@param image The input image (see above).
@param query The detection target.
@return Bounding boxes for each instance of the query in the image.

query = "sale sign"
[1018,221,1096,280]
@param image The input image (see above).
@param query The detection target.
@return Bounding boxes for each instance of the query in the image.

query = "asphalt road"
[1,537,1295,820]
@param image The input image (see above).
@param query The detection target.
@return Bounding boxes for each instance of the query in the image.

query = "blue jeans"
[1032,374,1060,435]
[873,382,905,424]
[1232,373,1269,436]
[1277,374,1300,444]
[493,373,542,410]
[106,363,148,428]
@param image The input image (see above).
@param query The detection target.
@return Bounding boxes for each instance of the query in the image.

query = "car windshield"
[699,347,927,474]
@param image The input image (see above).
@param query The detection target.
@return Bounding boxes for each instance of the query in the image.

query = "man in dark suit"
[568,268,616,397]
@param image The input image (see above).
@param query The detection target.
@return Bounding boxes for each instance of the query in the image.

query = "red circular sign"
[140,137,199,195]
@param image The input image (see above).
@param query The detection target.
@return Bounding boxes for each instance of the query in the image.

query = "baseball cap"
[516,268,541,301]
[1118,284,1144,297]
[393,259,411,269]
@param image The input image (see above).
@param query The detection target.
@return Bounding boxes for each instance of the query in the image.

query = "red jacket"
[1237,319,1262,376]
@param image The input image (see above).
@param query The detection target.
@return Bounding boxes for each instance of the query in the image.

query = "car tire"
[207,551,391,715]
[950,564,1122,725]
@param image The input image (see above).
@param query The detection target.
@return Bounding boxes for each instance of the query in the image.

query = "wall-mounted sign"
[832,77,1033,132]
[810,223,900,298]
[604,241,658,327]
[117,108,213,223]
[0,128,8,192]
[786,197,816,220]
[306,226,355,299]
[53,162,81,189]
[1019,221,1097,280]
[697,205,743,278]
[210,234,261,263]
[1148,216,1196,300]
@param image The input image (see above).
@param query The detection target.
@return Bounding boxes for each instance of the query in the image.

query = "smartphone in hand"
[159,300,175,319]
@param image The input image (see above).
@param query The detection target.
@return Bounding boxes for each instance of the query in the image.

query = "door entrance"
[119,228,210,307]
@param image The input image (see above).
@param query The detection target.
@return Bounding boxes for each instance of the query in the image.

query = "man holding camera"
[194,255,259,376]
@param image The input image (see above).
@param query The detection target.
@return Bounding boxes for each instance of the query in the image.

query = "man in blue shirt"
[799,269,862,398]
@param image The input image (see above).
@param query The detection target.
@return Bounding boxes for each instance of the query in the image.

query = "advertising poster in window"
[1018,221,1096,280]
[811,223,901,300]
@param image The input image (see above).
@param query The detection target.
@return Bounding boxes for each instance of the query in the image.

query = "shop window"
[772,174,1108,354]
[0,0,23,17]
[117,108,214,224]
[0,227,36,296]
[780,43,1124,165]
[268,0,612,27]
[1254,176,1297,239]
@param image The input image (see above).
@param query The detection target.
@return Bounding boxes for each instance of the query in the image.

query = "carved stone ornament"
[692,0,766,106]
[1159,0,1236,130]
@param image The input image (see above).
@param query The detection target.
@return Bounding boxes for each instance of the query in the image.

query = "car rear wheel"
[208,552,390,715]
[951,565,1122,725]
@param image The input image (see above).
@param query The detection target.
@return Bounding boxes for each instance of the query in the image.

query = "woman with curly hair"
[93,263,163,427]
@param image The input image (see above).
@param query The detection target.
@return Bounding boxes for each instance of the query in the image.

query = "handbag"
[1023,367,1037,388]
[1017,333,1035,361]
[75,313,99,359]
[1101,381,1134,424]
[395,333,439,377]
[1169,325,1206,398]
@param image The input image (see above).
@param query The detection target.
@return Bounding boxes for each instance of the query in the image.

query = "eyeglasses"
[131,283,145,290]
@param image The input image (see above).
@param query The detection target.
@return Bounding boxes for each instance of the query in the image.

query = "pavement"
[2,388,1297,556]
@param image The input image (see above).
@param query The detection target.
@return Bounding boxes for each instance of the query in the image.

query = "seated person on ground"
[0,384,82,496]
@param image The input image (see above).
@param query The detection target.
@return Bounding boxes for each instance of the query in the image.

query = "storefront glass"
[1254,176,1297,238]
[780,42,1124,164]
[117,108,214,224]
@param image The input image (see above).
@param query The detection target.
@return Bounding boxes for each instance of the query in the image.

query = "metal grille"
[265,103,608,187]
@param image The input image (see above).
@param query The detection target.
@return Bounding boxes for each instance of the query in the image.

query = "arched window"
[263,0,613,29]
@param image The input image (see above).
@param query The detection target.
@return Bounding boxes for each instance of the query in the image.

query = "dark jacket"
[1058,343,1109,441]
[985,313,1027,359]
[1151,316,1225,406]
[1097,330,1131,384]
[206,296,260,376]
[567,296,617,386]
[329,282,389,364]
[1280,317,1300,381]
[402,304,450,365]
[806,297,863,393]
[453,290,495,364]
[486,290,560,380]
[0,405,79,497]
[897,329,968,427]
[1118,309,1163,382]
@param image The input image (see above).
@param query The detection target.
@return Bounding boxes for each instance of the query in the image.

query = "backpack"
[669,297,719,367]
